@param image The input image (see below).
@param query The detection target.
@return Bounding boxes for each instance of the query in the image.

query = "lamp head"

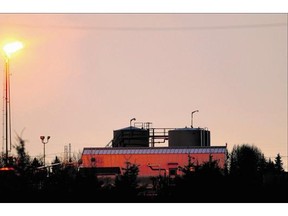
[3,41,23,58]
[40,136,45,141]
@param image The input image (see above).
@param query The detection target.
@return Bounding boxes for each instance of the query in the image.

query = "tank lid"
[114,126,146,131]
[173,127,207,131]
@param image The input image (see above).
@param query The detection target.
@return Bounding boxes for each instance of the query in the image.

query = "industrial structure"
[80,116,228,182]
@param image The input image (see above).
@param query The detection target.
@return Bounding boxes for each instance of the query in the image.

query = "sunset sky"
[0,13,287,170]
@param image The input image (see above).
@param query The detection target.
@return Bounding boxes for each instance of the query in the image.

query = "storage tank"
[168,127,210,147]
[112,126,149,147]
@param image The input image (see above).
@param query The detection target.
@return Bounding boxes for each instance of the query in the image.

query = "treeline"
[0,136,287,203]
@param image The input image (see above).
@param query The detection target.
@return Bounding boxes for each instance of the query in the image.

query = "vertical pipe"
[191,110,199,128]
[4,58,8,165]
[200,129,202,146]
[151,128,155,147]
[2,64,4,154]
[191,112,193,128]
[69,143,71,162]
[43,143,45,167]
[7,59,12,153]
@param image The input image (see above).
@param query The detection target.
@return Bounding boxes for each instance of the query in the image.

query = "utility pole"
[40,136,50,167]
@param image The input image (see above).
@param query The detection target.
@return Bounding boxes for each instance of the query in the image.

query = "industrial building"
[80,119,228,182]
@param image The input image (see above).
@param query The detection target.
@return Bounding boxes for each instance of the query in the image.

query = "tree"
[0,134,36,201]
[14,134,31,175]
[51,156,62,174]
[114,161,140,201]
[227,144,268,202]
[274,153,284,173]
[176,154,226,202]
[177,154,198,181]
[116,161,139,188]
[229,144,266,178]
[0,153,5,167]
[264,158,275,173]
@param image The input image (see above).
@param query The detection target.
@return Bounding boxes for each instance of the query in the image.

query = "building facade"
[80,146,227,178]
[80,122,227,184]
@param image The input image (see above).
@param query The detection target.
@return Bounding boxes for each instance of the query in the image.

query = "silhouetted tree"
[74,167,101,202]
[229,144,266,178]
[0,134,35,201]
[29,157,46,195]
[31,157,41,168]
[227,144,268,202]
[14,134,31,175]
[264,158,275,173]
[274,153,284,173]
[175,154,197,184]
[172,155,203,202]
[114,161,139,201]
[51,156,62,174]
[0,154,5,167]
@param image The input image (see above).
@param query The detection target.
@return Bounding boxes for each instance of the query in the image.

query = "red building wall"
[81,151,226,177]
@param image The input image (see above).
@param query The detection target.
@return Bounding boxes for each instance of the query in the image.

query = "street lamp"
[191,110,199,128]
[40,136,50,167]
[2,41,23,166]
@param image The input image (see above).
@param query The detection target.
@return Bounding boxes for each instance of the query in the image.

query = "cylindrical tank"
[168,127,210,147]
[112,126,149,147]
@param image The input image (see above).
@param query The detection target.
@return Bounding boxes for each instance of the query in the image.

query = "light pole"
[40,136,50,167]
[191,110,199,128]
[2,41,23,166]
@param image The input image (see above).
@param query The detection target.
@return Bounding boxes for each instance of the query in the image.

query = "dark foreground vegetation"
[0,136,287,203]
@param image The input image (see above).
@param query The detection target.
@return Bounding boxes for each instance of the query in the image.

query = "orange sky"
[0,13,287,169]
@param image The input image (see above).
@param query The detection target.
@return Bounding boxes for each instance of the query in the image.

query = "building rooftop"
[82,146,227,155]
